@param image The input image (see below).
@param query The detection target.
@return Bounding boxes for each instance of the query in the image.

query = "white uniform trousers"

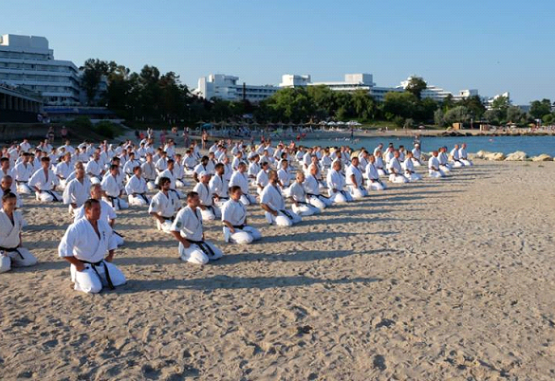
[367,180,386,191]
[308,194,332,209]
[240,194,257,206]
[440,164,451,172]
[70,261,126,294]
[223,226,262,244]
[265,209,301,227]
[388,174,409,184]
[329,190,353,204]
[156,218,174,233]
[128,194,150,206]
[429,169,446,178]
[461,159,473,166]
[200,205,221,221]
[146,180,157,191]
[179,241,223,265]
[292,202,321,217]
[405,172,422,182]
[348,185,368,199]
[17,182,33,194]
[451,160,464,168]
[0,248,37,274]
[36,190,62,202]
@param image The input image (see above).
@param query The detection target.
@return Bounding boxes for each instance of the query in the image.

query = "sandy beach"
[2,159,555,380]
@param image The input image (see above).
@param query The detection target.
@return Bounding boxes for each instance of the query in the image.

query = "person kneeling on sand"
[459,143,473,166]
[149,177,180,233]
[221,186,262,244]
[58,199,126,294]
[288,172,322,216]
[0,192,37,274]
[403,152,422,182]
[365,155,386,191]
[387,150,409,184]
[170,191,223,265]
[326,160,353,204]
[261,170,302,227]
[428,151,446,178]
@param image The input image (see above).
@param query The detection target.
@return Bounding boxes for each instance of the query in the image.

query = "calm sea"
[296,135,555,156]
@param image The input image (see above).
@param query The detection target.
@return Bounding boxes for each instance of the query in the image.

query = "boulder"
[468,153,477,160]
[505,151,528,161]
[484,152,506,161]
[475,150,491,159]
[532,154,553,162]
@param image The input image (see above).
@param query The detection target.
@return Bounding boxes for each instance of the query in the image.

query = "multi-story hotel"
[195,74,279,103]
[0,34,80,106]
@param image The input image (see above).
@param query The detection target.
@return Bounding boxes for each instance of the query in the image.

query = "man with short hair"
[221,186,262,244]
[403,152,422,182]
[387,150,409,184]
[0,192,37,273]
[101,164,129,210]
[260,170,302,227]
[63,163,92,215]
[288,172,321,216]
[13,153,34,194]
[29,157,61,202]
[326,160,352,204]
[428,151,446,178]
[229,162,256,205]
[346,157,369,199]
[170,192,223,265]
[209,163,229,209]
[141,152,158,191]
[149,177,180,233]
[365,155,386,191]
[125,166,150,206]
[193,171,220,221]
[58,199,126,294]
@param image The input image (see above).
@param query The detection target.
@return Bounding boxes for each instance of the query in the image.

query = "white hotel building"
[0,34,80,105]
[195,74,279,103]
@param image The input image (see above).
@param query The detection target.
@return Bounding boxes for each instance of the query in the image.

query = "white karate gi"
[255,170,269,195]
[28,168,61,202]
[288,182,321,216]
[63,177,92,214]
[74,200,124,247]
[428,157,446,178]
[209,174,229,208]
[221,199,262,244]
[459,148,473,166]
[193,182,220,221]
[170,206,223,265]
[260,184,301,226]
[101,174,128,210]
[149,191,180,233]
[439,152,452,172]
[411,148,423,166]
[346,164,369,199]
[403,159,422,182]
[85,159,104,184]
[54,161,73,190]
[229,171,256,205]
[365,163,386,191]
[303,175,332,209]
[125,175,150,206]
[387,158,409,184]
[141,161,158,190]
[13,162,34,194]
[0,209,37,273]
[450,148,464,168]
[58,218,126,293]
[326,169,352,203]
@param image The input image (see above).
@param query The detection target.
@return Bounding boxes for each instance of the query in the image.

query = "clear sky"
[4,0,554,104]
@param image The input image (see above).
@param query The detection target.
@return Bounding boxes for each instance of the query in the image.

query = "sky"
[3,0,554,104]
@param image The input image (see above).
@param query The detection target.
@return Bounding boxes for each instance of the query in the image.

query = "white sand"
[2,160,555,380]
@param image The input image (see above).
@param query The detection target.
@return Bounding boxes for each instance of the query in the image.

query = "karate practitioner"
[141,153,158,191]
[260,170,302,226]
[450,144,464,168]
[326,160,353,204]
[365,155,386,191]
[229,162,257,205]
[13,153,34,194]
[54,152,73,190]
[387,150,409,184]
[428,151,446,178]
[125,166,150,206]
[0,193,37,274]
[149,177,180,233]
[209,163,229,209]
[221,185,262,244]
[85,150,105,184]
[459,143,473,166]
[170,191,223,265]
[63,164,92,215]
[346,157,368,199]
[403,152,422,182]
[101,164,129,210]
[304,165,332,209]
[193,171,220,221]
[411,144,423,166]
[288,172,322,216]
[58,199,126,294]
[28,156,61,202]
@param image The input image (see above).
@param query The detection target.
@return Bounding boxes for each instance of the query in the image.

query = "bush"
[67,116,93,130]
[95,121,119,139]
[393,116,404,127]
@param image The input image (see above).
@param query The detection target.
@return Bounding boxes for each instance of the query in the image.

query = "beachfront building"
[195,74,279,103]
[0,82,43,122]
[0,34,80,106]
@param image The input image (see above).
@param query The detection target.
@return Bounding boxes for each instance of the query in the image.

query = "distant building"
[484,92,511,110]
[195,74,279,102]
[0,82,43,122]
[0,34,80,106]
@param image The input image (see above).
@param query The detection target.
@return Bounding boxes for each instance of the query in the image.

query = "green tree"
[443,106,471,125]
[491,96,510,112]
[383,92,418,120]
[80,58,108,106]
[529,99,552,120]
[405,76,428,100]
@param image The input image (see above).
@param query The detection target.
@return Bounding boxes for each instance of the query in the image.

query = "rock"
[468,153,477,160]
[505,151,528,161]
[475,150,490,159]
[532,154,553,162]
[484,152,506,161]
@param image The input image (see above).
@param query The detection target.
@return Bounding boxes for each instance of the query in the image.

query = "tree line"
[80,59,554,128]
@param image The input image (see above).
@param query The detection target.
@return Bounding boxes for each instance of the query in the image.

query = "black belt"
[133,193,149,203]
[41,190,60,202]
[280,209,293,220]
[107,195,120,208]
[81,260,115,290]
[0,246,24,260]
[16,180,28,184]
[307,193,330,199]
[187,240,216,258]
[161,216,175,221]
[169,189,182,199]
